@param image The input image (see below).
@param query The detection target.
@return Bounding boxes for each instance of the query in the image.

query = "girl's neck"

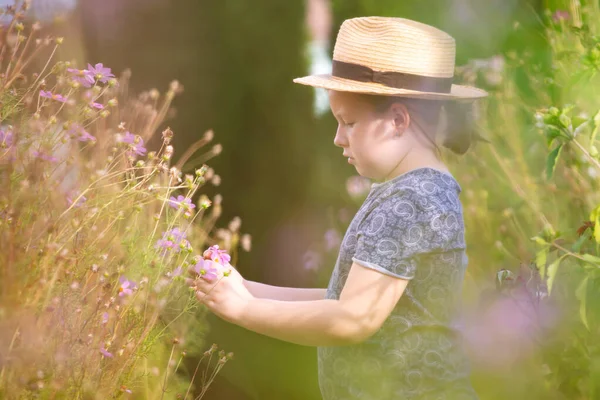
[381,148,449,183]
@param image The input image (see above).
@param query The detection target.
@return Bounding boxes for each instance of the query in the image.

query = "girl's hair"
[361,94,480,156]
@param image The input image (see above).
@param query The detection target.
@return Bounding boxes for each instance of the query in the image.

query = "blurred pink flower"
[67,68,94,87]
[0,128,13,147]
[155,227,190,253]
[461,292,557,368]
[118,276,136,297]
[552,10,570,22]
[99,347,113,358]
[203,245,231,265]
[88,63,115,83]
[89,101,104,110]
[101,312,109,324]
[39,90,67,103]
[194,258,219,281]
[346,175,371,198]
[117,131,146,157]
[66,190,87,207]
[171,266,183,278]
[324,229,341,251]
[303,250,322,271]
[168,195,196,217]
[32,150,58,163]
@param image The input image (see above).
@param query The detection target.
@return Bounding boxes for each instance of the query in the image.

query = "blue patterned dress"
[318,167,478,400]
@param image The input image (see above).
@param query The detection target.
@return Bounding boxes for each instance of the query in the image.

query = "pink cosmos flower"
[67,68,94,88]
[69,124,96,143]
[552,10,570,23]
[66,190,87,207]
[117,131,147,157]
[32,150,58,163]
[202,245,231,266]
[118,131,136,144]
[324,229,341,251]
[99,347,113,358]
[87,63,115,83]
[193,258,219,281]
[303,250,322,271]
[89,101,104,110]
[78,130,96,143]
[172,266,183,277]
[168,195,196,217]
[0,129,13,148]
[155,227,191,253]
[39,90,67,103]
[346,175,371,198]
[118,276,136,297]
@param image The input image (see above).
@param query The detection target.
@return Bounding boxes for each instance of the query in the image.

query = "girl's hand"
[186,265,253,324]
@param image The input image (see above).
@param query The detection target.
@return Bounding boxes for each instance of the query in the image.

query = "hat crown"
[333,17,456,78]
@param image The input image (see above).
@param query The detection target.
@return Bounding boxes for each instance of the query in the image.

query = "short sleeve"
[352,189,449,280]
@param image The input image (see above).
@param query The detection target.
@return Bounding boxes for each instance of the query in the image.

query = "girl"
[189,16,488,400]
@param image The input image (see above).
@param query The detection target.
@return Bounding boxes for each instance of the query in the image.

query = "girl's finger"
[185,278,196,287]
[187,267,199,278]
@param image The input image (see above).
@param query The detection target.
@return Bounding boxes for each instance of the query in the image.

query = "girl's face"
[328,90,411,181]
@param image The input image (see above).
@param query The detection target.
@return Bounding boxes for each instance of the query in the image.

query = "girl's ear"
[389,102,410,136]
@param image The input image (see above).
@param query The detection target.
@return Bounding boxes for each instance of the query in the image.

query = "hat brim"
[293,74,488,100]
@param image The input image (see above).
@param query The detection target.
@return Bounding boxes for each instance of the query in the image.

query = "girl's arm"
[236,262,409,347]
[243,279,327,301]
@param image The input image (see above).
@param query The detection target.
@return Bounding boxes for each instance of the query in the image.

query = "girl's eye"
[344,122,355,128]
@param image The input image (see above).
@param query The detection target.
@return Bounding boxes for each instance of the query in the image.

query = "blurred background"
[12,0,600,399]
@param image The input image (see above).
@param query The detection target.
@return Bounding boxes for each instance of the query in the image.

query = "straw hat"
[294,16,488,100]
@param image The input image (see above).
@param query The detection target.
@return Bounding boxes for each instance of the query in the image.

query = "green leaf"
[591,109,600,144]
[547,256,566,295]
[581,253,600,266]
[559,113,571,129]
[595,213,600,244]
[531,236,549,246]
[572,116,588,130]
[575,276,590,330]
[545,126,563,147]
[572,230,590,253]
[536,248,548,279]
[546,144,563,180]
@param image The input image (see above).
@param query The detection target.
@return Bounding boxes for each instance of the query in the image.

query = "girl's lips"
[347,157,354,164]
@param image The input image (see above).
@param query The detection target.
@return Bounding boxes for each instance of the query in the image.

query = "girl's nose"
[333,127,348,148]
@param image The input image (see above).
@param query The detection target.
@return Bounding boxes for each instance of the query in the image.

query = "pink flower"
[168,195,196,217]
[303,250,322,271]
[324,229,341,251]
[87,63,115,83]
[117,131,146,157]
[552,10,570,23]
[101,312,109,324]
[32,150,58,163]
[155,227,191,253]
[69,124,96,143]
[67,68,94,88]
[89,101,104,110]
[172,266,183,277]
[0,129,13,148]
[194,258,219,281]
[346,175,371,198]
[118,131,136,145]
[39,90,67,103]
[118,276,136,297]
[66,190,87,207]
[202,245,231,266]
[99,347,113,358]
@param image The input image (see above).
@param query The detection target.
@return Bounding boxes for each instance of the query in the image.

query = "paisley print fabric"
[318,167,477,400]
